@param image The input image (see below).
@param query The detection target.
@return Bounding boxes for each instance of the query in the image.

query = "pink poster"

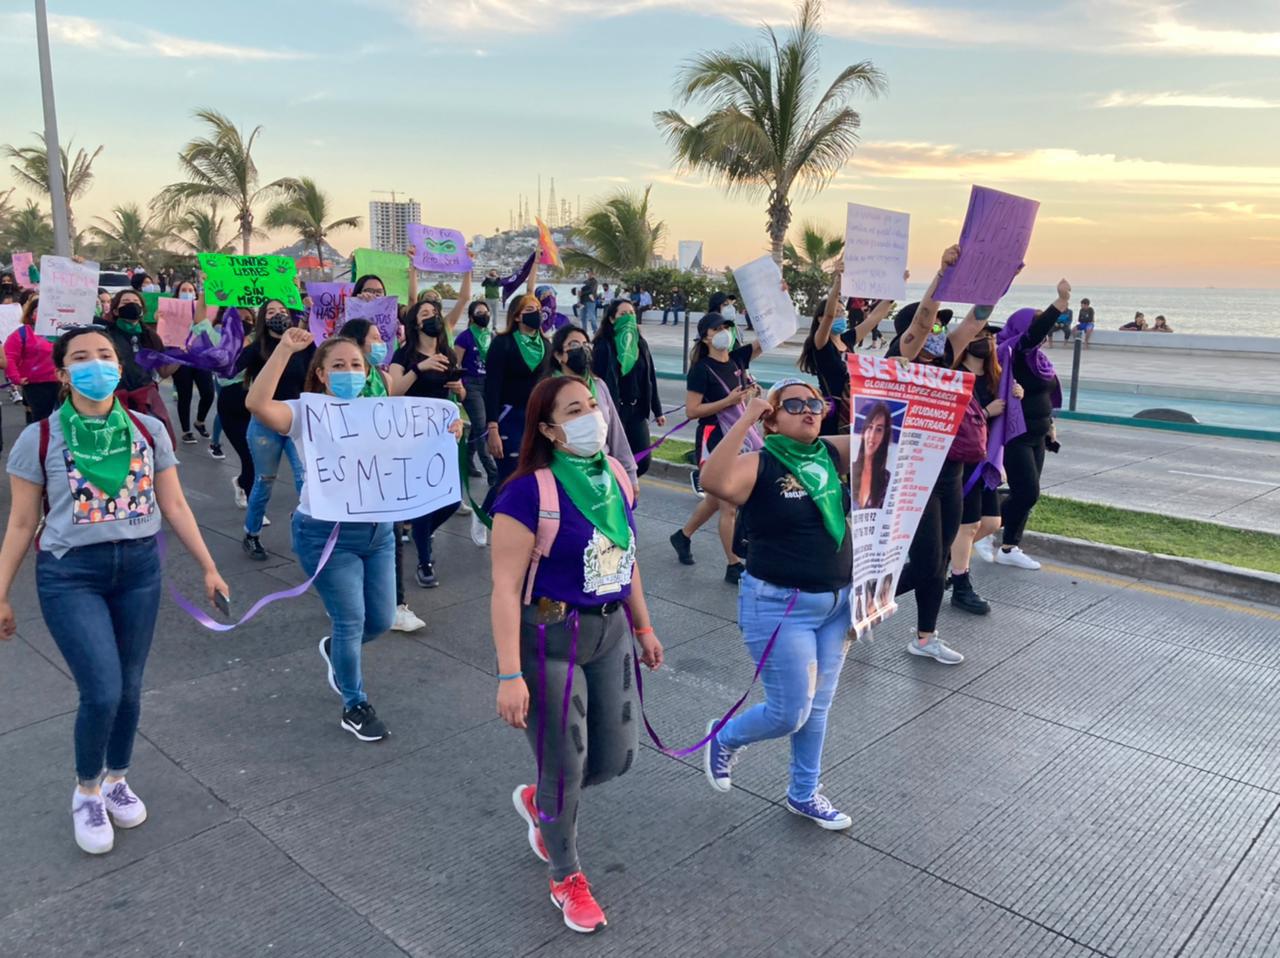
[11,252,35,289]
[156,298,196,347]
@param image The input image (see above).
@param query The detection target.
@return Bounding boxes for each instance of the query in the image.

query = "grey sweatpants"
[520,605,639,880]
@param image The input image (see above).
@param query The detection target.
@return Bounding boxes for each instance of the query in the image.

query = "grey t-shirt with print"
[7,412,178,558]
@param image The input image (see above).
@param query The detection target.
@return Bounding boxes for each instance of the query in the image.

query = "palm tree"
[654,0,885,265]
[154,108,286,254]
[4,134,104,252]
[783,221,843,273]
[264,177,360,274]
[171,206,237,256]
[561,186,666,276]
[85,204,172,266]
[3,201,55,257]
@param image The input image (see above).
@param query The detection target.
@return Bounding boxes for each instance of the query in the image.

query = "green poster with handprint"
[198,253,304,311]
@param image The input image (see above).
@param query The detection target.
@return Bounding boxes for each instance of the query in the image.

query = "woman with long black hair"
[215,306,256,509]
[850,401,892,510]
[101,289,177,445]
[590,298,666,477]
[481,291,546,514]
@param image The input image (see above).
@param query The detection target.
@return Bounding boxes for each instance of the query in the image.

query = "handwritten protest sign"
[536,218,561,268]
[678,241,704,272]
[156,298,195,347]
[841,203,909,301]
[935,186,1039,304]
[343,295,399,358]
[11,252,36,289]
[0,303,22,341]
[297,394,461,522]
[352,249,410,304]
[733,254,797,352]
[408,224,473,274]
[35,255,99,336]
[845,353,973,637]
[306,281,353,341]
[198,253,303,311]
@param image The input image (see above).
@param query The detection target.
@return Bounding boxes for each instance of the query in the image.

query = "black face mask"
[565,346,591,376]
[265,315,291,334]
[967,338,991,359]
[420,320,440,337]
[520,311,541,330]
[117,303,143,321]
[471,313,490,328]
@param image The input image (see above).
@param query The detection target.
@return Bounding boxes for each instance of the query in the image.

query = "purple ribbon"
[631,416,693,464]
[534,610,580,825]
[158,523,341,632]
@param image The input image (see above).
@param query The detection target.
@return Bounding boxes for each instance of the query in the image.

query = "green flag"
[353,248,411,304]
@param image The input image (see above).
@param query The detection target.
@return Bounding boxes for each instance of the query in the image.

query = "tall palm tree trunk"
[767,193,792,266]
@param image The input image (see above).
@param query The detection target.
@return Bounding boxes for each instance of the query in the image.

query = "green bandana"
[549,450,632,550]
[614,312,639,375]
[59,399,135,497]
[116,320,142,335]
[515,328,545,371]
[552,367,597,400]
[360,368,388,397]
[762,434,846,549]
[470,323,491,362]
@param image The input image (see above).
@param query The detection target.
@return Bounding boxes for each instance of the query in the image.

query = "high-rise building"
[368,198,421,252]
[547,178,558,228]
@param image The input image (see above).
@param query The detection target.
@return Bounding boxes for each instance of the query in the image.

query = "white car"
[98,270,132,296]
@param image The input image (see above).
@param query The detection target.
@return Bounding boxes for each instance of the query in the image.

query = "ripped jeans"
[245,417,305,536]
[717,572,851,804]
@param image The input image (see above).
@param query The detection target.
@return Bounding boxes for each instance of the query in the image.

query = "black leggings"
[619,408,653,478]
[1002,433,1047,547]
[22,381,60,424]
[173,367,214,433]
[216,383,254,495]
[896,459,963,634]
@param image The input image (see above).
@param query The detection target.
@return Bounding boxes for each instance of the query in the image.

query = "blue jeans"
[37,538,162,784]
[718,572,851,803]
[581,300,598,335]
[245,417,304,535]
[292,515,395,709]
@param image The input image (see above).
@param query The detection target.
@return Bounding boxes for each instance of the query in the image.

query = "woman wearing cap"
[700,379,854,830]
[591,299,666,476]
[669,312,763,583]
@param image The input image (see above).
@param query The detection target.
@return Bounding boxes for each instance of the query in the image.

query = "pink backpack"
[523,455,634,605]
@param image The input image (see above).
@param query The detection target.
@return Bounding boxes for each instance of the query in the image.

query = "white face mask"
[559,410,608,458]
[711,329,733,351]
[721,304,737,318]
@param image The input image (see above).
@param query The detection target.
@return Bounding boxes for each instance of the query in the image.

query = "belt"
[532,597,623,622]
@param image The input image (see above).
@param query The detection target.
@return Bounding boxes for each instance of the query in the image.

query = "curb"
[646,457,1280,608]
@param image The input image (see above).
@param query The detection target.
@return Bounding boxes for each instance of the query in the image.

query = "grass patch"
[655,437,695,465]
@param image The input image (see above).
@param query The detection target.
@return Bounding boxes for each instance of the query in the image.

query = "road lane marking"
[1168,470,1276,487]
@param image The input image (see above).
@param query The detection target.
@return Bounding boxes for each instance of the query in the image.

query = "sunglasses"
[778,397,825,416]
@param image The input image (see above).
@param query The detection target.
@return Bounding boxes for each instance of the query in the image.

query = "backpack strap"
[606,455,635,507]
[525,468,561,606]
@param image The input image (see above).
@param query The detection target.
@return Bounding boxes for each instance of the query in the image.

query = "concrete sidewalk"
[3,423,1280,955]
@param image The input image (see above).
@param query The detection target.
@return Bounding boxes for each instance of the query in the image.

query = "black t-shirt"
[741,441,852,592]
[686,344,754,449]
[391,345,459,400]
[483,332,545,421]
[239,340,314,401]
[105,322,162,392]
[1077,306,1095,326]
[813,340,850,400]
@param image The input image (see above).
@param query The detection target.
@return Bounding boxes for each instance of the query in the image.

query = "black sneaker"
[415,562,438,588]
[242,534,267,561]
[318,636,338,694]
[399,525,410,544]
[669,529,695,566]
[725,562,745,585]
[689,469,706,499]
[948,573,991,616]
[194,422,209,438]
[209,442,225,460]
[180,432,197,444]
[341,701,388,742]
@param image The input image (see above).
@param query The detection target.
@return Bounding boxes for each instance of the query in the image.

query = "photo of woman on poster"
[850,398,903,511]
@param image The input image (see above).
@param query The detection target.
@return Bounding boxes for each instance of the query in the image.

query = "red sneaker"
[549,872,607,933]
[512,784,550,864]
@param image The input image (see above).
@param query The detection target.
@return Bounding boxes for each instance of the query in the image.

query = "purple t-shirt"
[454,327,487,378]
[493,471,637,607]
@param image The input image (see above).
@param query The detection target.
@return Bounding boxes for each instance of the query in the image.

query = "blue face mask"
[368,342,388,366]
[68,360,121,402]
[327,370,366,399]
[831,317,849,336]
[923,331,949,359]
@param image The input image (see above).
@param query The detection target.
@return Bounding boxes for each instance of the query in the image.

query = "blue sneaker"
[785,790,852,830]
[703,720,742,793]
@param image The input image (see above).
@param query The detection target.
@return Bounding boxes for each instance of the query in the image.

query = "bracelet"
[634,626,655,636]
[497,672,523,681]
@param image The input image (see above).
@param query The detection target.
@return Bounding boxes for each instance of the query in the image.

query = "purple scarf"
[136,308,246,379]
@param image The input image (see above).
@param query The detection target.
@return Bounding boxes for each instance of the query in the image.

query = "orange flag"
[536,217,561,268]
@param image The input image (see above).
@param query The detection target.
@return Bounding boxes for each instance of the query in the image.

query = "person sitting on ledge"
[1119,312,1147,331]
[1151,315,1173,332]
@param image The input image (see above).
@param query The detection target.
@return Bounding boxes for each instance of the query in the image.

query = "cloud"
[1141,7,1280,57]
[1,12,308,61]
[1098,91,1280,109]
[1189,201,1280,220]
[1041,216,1098,225]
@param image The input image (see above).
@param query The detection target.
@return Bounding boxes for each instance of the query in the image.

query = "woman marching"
[481,290,547,514]
[491,375,662,934]
[453,300,500,540]
[215,307,257,509]
[0,325,229,854]
[170,279,216,445]
[101,289,178,444]
[590,298,667,477]
[668,312,763,583]
[3,295,60,423]
[699,380,855,829]
[547,324,639,496]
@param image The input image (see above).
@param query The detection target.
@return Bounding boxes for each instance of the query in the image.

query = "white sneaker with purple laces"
[101,779,148,828]
[71,789,114,854]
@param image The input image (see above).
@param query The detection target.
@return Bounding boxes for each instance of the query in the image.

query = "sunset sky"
[3,0,1279,287]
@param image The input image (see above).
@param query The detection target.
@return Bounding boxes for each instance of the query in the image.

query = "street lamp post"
[34,0,71,256]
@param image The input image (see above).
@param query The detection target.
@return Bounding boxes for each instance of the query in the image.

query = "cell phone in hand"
[215,591,231,616]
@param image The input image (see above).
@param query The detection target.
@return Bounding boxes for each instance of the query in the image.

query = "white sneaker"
[907,635,965,665]
[101,779,148,828]
[71,789,114,854]
[261,515,271,527]
[231,476,247,509]
[391,604,426,632]
[457,501,473,516]
[972,537,995,564]
[470,511,489,547]
[995,546,1041,570]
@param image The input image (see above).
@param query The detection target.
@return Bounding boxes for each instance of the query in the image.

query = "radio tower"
[547,178,558,228]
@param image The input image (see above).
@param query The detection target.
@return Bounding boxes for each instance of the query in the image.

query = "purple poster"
[343,294,400,361]
[935,186,1040,305]
[407,224,473,274]
[307,282,354,341]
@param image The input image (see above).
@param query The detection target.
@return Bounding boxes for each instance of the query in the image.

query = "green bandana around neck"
[515,329,545,371]
[360,368,388,397]
[116,319,142,335]
[59,398,135,497]
[762,433,846,549]
[552,367,597,400]
[614,312,639,375]
[470,323,492,362]
[549,449,632,550]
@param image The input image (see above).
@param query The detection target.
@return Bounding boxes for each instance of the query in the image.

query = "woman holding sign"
[699,379,854,830]
[0,325,229,854]
[591,299,666,478]
[490,375,663,934]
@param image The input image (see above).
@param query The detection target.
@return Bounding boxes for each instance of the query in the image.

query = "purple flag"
[136,308,245,379]
[935,186,1040,305]
[343,295,400,356]
[407,224,473,274]
[307,282,353,341]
